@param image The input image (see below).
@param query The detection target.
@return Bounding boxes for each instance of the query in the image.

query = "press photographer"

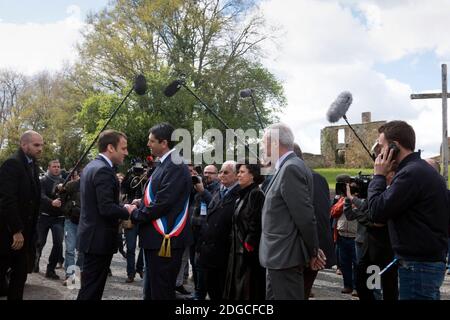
[57,169,84,286]
[189,165,220,299]
[368,120,449,300]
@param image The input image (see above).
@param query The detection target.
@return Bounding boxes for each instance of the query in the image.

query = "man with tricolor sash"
[129,123,192,300]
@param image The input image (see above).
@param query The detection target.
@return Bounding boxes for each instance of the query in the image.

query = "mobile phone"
[388,142,400,158]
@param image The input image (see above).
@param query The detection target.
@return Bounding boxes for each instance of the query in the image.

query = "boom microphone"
[326,91,352,123]
[134,74,147,95]
[239,88,253,98]
[326,91,375,161]
[164,79,183,97]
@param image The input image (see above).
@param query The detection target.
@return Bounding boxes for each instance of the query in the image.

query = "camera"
[335,172,372,199]
[130,158,146,176]
[192,175,203,185]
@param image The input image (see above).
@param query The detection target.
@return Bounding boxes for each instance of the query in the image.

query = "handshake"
[123,199,141,215]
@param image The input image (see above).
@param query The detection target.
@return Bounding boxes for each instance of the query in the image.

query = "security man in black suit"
[0,130,43,300]
[130,123,192,300]
[76,130,133,300]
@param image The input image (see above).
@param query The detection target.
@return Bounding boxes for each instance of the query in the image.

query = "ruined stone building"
[319,112,386,168]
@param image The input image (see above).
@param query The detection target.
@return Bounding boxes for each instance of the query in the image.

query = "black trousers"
[356,255,398,300]
[143,248,183,300]
[76,253,113,300]
[303,267,319,299]
[204,267,227,300]
[0,249,28,300]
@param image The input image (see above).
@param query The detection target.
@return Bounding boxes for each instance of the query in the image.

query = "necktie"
[221,187,228,199]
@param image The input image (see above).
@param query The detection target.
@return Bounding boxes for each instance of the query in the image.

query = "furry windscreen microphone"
[134,74,147,95]
[326,91,353,123]
[164,80,183,97]
[239,88,253,98]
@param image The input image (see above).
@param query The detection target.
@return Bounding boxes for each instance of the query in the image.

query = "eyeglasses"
[219,170,230,175]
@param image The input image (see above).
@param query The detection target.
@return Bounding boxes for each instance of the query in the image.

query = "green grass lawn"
[315,166,450,189]
[314,168,374,190]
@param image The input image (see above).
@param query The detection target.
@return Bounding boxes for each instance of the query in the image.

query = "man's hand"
[193,181,205,194]
[131,199,141,207]
[310,249,326,270]
[11,232,24,250]
[374,146,395,176]
[345,183,353,201]
[124,204,137,215]
[51,199,62,208]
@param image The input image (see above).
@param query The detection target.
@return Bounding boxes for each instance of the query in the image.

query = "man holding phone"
[368,120,449,300]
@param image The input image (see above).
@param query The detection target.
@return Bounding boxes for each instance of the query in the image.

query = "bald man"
[0,130,43,300]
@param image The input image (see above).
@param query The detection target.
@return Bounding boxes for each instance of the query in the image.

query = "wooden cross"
[411,64,448,183]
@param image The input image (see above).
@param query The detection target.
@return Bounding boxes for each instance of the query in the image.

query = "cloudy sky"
[1,0,449,158]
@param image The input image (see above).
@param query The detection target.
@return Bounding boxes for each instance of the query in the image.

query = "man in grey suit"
[260,123,325,300]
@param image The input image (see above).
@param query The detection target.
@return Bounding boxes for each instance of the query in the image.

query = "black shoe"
[137,271,144,279]
[175,285,191,295]
[125,276,134,283]
[45,271,60,280]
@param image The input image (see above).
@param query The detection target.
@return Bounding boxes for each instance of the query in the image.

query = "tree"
[0,69,88,169]
[76,0,285,162]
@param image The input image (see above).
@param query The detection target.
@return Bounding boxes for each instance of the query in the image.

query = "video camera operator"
[330,174,357,295]
[368,120,449,300]
[344,177,397,300]
[33,159,65,280]
[120,157,151,283]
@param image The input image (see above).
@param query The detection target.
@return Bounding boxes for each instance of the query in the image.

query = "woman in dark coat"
[223,162,265,300]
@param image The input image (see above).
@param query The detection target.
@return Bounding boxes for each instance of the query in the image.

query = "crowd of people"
[0,120,449,301]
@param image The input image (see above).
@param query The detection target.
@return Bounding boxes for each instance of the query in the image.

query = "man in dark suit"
[197,161,240,300]
[0,130,43,300]
[130,123,192,300]
[260,123,325,300]
[76,129,132,300]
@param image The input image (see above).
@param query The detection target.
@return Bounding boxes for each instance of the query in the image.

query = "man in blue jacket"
[76,130,131,300]
[368,120,449,300]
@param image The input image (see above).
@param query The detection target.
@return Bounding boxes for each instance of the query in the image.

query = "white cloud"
[260,0,450,159]
[0,5,84,75]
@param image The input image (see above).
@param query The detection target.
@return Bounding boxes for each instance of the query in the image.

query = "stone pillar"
[362,112,371,123]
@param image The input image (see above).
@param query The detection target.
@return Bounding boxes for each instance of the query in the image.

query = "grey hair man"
[260,123,324,300]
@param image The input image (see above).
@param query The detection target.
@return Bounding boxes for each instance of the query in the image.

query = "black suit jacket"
[197,184,241,269]
[77,155,129,255]
[131,151,192,250]
[312,172,336,268]
[0,149,40,255]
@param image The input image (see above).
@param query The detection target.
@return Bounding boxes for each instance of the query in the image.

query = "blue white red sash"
[143,176,189,257]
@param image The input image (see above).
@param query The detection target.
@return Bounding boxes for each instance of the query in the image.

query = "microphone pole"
[342,115,375,161]
[250,94,265,131]
[179,82,261,161]
[63,81,141,186]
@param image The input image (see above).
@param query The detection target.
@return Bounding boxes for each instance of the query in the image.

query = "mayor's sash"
[143,177,189,258]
